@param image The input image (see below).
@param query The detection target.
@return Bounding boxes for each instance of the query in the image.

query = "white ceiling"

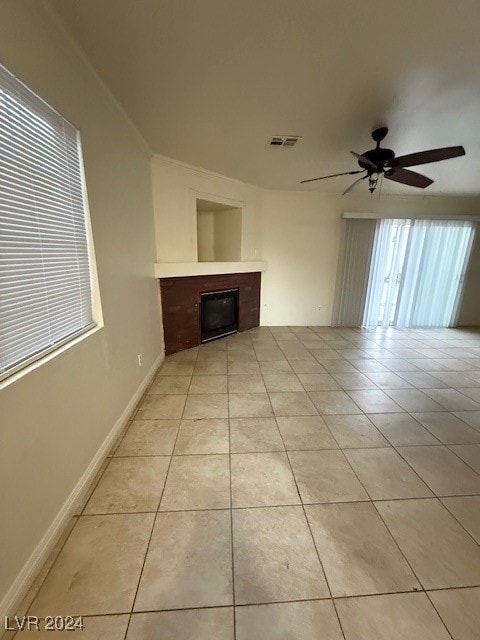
[51,0,480,195]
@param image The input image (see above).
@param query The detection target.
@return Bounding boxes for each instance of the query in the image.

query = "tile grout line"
[118,410,480,437]
[23,580,480,622]
[444,442,480,476]
[336,443,430,594]
[258,357,349,640]
[11,585,480,617]
[226,335,240,640]
[437,496,480,549]
[107,442,480,460]
[369,494,457,640]
[392,438,480,485]
[68,489,480,517]
[390,445,480,548]
[336,438,458,640]
[338,423,437,500]
[122,346,199,638]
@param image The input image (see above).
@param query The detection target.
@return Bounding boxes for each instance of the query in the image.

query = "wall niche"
[196,198,242,262]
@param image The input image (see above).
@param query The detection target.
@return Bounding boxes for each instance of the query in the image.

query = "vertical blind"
[395,219,475,328]
[363,218,475,328]
[332,218,377,326]
[0,63,95,380]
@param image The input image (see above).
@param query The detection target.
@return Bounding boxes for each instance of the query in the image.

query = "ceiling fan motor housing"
[358,147,395,173]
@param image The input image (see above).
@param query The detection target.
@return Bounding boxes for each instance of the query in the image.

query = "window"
[0,63,98,382]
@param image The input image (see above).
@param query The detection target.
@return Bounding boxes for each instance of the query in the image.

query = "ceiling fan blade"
[300,169,365,184]
[350,151,377,170]
[385,168,433,189]
[342,176,365,196]
[391,146,465,168]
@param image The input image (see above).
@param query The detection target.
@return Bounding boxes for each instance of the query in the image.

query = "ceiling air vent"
[268,135,301,148]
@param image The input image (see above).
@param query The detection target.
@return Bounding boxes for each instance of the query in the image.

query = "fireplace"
[201,289,239,342]
[159,272,260,354]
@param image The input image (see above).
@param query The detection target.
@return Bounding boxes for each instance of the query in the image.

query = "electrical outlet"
[137,353,143,367]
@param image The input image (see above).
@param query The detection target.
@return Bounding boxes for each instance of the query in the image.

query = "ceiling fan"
[301,127,465,195]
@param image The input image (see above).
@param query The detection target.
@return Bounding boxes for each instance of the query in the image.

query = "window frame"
[0,66,103,387]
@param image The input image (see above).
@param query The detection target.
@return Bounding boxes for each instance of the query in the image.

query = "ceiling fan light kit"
[301,127,465,195]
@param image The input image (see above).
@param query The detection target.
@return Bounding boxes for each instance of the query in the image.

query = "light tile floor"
[8,326,480,639]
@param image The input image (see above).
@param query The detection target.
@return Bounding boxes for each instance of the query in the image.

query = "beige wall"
[151,155,262,263]
[457,228,480,326]
[214,208,242,262]
[197,210,215,261]
[260,191,480,325]
[259,191,341,325]
[150,156,480,326]
[197,207,242,262]
[0,0,162,611]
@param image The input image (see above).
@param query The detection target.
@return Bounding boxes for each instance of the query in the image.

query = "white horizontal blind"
[0,64,95,380]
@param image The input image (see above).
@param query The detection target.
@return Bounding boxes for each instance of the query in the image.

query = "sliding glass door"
[363,219,475,328]
[363,219,411,328]
[395,220,475,327]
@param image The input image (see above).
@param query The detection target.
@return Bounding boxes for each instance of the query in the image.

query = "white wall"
[0,0,163,613]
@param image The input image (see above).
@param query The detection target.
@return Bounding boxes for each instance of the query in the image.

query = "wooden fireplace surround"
[159,272,261,355]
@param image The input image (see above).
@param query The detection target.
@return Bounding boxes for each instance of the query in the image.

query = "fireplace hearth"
[201,289,238,342]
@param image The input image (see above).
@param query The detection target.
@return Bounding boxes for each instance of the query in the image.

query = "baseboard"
[0,352,164,626]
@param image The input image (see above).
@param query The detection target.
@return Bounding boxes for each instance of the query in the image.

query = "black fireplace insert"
[200,289,239,342]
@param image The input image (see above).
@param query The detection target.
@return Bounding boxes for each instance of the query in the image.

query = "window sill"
[0,324,103,390]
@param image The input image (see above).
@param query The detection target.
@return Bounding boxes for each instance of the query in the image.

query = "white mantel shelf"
[155,261,268,279]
